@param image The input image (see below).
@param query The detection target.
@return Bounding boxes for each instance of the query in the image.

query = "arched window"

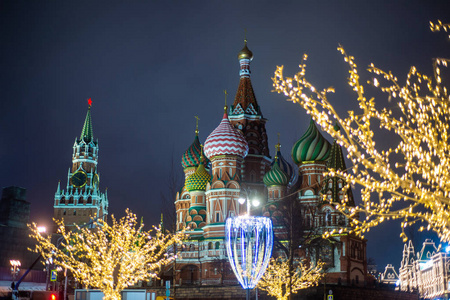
[325,211,331,226]
[215,242,220,249]
[208,242,213,250]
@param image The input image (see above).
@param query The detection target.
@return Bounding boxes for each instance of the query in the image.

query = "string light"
[272,21,450,242]
[29,209,184,300]
[257,258,324,300]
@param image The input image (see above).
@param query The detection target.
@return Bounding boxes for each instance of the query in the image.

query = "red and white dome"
[204,113,249,159]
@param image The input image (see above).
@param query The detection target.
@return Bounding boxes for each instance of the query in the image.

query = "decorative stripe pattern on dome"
[204,113,249,159]
[272,149,295,184]
[185,163,211,192]
[291,119,331,165]
[181,135,209,169]
[264,160,289,187]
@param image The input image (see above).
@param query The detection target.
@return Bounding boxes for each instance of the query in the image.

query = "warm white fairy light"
[272,21,450,242]
[257,258,324,300]
[29,209,184,300]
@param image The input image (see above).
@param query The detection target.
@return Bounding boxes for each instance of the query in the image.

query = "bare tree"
[161,152,182,233]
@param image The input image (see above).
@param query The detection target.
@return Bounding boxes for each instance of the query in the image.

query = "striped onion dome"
[181,134,209,169]
[291,119,331,165]
[264,160,289,187]
[185,162,211,192]
[204,112,249,159]
[272,145,295,183]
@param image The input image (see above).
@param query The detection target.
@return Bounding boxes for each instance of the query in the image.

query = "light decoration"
[257,258,324,300]
[29,209,184,300]
[272,20,450,242]
[225,216,273,294]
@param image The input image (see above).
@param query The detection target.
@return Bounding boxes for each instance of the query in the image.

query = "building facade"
[53,101,108,229]
[399,239,450,299]
[173,41,367,286]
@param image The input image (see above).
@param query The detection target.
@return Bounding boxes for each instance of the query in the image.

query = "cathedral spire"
[232,40,258,115]
[80,98,93,143]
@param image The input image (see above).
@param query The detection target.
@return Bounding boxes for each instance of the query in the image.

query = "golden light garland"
[272,20,450,242]
[257,258,324,300]
[29,209,184,300]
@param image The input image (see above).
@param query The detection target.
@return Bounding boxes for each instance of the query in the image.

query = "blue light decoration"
[225,216,273,292]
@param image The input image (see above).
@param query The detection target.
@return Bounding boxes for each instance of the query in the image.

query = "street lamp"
[238,190,260,216]
[10,260,21,286]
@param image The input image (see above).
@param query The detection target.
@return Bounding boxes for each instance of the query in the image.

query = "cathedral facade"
[173,41,368,286]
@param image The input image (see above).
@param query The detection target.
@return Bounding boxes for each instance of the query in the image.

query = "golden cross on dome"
[224,89,228,112]
[275,133,281,160]
[244,28,247,43]
[195,116,200,135]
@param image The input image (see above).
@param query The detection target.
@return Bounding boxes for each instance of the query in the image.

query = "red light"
[51,294,56,300]
[87,98,92,107]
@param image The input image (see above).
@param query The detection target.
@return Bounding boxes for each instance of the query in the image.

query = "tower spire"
[80,98,94,143]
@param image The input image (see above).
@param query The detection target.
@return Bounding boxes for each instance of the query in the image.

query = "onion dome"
[238,40,253,61]
[185,162,211,192]
[272,143,295,183]
[291,119,331,165]
[181,134,209,169]
[264,160,289,187]
[204,112,249,159]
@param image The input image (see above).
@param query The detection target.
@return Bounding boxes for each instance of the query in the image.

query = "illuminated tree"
[29,210,184,300]
[257,258,324,300]
[272,21,450,242]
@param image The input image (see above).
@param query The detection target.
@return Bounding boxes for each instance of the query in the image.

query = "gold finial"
[244,28,247,44]
[224,90,228,112]
[275,133,281,161]
[195,116,200,136]
[200,144,204,160]
[161,213,163,224]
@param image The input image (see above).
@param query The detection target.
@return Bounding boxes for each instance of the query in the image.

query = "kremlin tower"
[53,100,108,229]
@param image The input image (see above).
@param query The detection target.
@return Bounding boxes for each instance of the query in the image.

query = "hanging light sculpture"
[225,216,273,294]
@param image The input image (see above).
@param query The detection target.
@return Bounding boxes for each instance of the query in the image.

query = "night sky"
[1,1,449,272]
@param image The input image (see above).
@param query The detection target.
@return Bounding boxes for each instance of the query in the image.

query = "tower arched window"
[325,210,331,226]
[215,242,220,249]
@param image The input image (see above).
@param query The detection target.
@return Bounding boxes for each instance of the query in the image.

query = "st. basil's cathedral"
[173,41,368,286]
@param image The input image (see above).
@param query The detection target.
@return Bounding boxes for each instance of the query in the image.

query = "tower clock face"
[71,171,87,187]
[93,174,99,188]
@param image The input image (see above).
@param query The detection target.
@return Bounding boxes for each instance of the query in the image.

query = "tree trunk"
[103,290,121,300]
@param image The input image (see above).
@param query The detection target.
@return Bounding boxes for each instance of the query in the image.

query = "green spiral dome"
[185,162,211,192]
[263,160,289,187]
[291,119,331,165]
